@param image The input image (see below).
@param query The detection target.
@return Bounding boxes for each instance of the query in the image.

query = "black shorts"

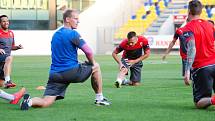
[44,62,93,100]
[129,61,143,82]
[0,54,6,80]
[182,59,187,76]
[192,64,215,103]
[0,62,4,80]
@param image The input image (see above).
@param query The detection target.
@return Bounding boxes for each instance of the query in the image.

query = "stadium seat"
[114,0,166,39]
[13,0,21,9]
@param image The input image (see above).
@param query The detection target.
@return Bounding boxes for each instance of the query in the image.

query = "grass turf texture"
[0,55,215,121]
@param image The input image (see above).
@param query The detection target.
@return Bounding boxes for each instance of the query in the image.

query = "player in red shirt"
[183,0,215,109]
[162,27,190,79]
[112,31,150,88]
[0,15,23,88]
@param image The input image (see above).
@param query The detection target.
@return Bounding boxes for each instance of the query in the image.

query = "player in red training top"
[162,27,190,79]
[0,15,23,88]
[112,31,150,88]
[183,0,215,109]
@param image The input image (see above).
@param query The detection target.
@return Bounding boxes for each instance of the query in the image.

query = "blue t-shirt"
[50,27,85,73]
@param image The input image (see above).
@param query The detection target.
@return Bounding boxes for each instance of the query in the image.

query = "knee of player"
[121,67,128,73]
[42,99,55,108]
[93,63,101,69]
[6,56,13,62]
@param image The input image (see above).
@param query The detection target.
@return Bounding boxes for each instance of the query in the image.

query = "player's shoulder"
[59,27,80,36]
[176,28,184,35]
[120,38,128,44]
[137,36,148,44]
[8,30,14,36]
[138,35,147,41]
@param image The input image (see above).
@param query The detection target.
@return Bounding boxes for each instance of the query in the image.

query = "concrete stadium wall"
[12,30,54,55]
[12,30,179,55]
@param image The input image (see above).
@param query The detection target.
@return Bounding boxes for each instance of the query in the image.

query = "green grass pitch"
[0,55,215,121]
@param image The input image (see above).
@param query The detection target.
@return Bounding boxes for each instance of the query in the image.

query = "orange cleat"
[10,87,26,104]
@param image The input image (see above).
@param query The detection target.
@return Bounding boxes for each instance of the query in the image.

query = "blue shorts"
[44,62,92,100]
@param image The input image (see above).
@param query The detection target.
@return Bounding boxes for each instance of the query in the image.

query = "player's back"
[185,19,215,68]
[50,27,79,73]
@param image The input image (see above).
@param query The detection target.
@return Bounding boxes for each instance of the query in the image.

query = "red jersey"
[115,36,150,59]
[182,19,215,69]
[0,29,15,56]
[174,28,188,59]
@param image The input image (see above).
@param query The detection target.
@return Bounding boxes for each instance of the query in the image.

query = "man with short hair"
[0,15,23,88]
[183,0,215,109]
[112,31,150,88]
[20,9,111,110]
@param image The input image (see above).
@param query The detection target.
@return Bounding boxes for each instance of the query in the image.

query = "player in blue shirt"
[20,9,111,110]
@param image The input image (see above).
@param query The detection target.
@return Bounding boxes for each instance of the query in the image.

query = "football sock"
[116,78,122,83]
[4,76,10,83]
[211,95,215,105]
[96,93,104,101]
[28,99,32,107]
[0,90,14,101]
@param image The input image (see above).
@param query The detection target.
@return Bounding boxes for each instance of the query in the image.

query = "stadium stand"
[179,0,215,21]
[114,0,215,40]
[114,0,171,39]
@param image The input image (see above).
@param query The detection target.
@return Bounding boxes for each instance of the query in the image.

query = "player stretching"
[112,31,150,88]
[20,9,111,110]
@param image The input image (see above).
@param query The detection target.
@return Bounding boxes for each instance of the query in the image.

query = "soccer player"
[20,9,111,110]
[112,31,150,88]
[162,28,189,78]
[162,19,191,78]
[183,0,215,109]
[0,15,23,88]
[0,88,26,104]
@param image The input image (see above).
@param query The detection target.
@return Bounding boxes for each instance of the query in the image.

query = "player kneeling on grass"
[184,0,215,109]
[20,9,110,110]
[112,31,150,88]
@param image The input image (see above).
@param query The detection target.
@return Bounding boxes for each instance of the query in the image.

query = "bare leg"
[91,63,102,94]
[117,67,128,80]
[31,96,56,108]
[195,97,211,109]
[4,56,13,79]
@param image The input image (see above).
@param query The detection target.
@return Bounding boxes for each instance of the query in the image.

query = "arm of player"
[12,44,23,50]
[112,49,124,70]
[127,48,150,66]
[162,38,177,60]
[80,43,96,65]
[184,35,196,86]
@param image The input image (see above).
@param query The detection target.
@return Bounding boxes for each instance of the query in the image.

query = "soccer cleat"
[4,80,16,89]
[114,81,121,88]
[20,94,30,110]
[121,78,130,85]
[10,87,26,104]
[95,98,111,106]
